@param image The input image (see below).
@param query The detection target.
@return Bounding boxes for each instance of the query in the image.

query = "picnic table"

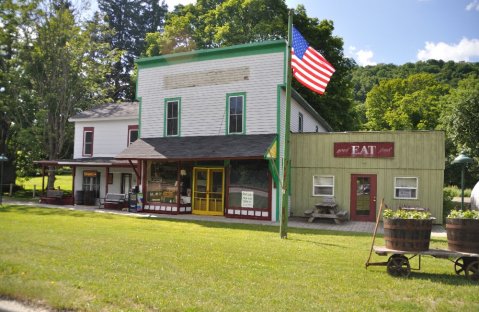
[304,198,348,224]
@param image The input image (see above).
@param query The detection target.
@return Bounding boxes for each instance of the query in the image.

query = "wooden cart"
[366,246,479,280]
[364,199,479,281]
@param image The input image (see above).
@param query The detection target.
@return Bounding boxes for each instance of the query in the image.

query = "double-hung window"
[394,177,418,199]
[227,93,246,134]
[128,125,138,145]
[164,98,180,136]
[313,175,334,196]
[83,127,94,157]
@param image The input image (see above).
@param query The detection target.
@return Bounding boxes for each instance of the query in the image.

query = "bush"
[447,209,479,219]
[383,208,432,220]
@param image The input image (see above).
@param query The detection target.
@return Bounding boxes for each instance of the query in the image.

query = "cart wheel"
[454,257,467,275]
[465,261,479,281]
[387,255,411,277]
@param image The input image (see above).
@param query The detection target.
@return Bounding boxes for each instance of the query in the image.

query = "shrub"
[447,209,479,219]
[383,208,432,220]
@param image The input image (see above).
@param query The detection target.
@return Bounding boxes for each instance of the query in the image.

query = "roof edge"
[136,40,286,69]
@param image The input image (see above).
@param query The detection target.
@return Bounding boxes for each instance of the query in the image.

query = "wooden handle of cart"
[365,198,385,268]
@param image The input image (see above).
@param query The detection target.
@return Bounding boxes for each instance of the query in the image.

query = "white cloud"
[349,46,377,66]
[417,38,479,61]
[466,0,479,11]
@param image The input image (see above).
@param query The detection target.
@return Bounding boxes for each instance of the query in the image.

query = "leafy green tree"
[441,75,479,157]
[364,73,449,130]
[98,0,168,100]
[28,0,118,188]
[0,0,40,181]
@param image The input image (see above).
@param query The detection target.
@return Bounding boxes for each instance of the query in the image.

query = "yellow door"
[192,167,224,216]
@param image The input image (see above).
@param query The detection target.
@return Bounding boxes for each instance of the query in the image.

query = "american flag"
[291,26,335,95]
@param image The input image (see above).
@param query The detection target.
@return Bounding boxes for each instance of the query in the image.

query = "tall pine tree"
[98,0,168,101]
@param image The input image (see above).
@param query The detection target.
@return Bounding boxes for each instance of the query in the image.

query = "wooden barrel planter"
[383,218,434,252]
[446,218,479,253]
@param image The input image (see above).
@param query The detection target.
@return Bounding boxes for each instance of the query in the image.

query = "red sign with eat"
[334,142,394,158]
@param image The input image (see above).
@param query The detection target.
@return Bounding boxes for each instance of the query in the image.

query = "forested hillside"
[350,61,479,185]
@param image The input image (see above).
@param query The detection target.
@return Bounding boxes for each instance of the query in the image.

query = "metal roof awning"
[34,158,137,167]
[115,134,277,161]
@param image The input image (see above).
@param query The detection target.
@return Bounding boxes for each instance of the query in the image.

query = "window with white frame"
[394,177,418,199]
[165,99,180,136]
[83,127,94,157]
[128,125,138,146]
[313,175,334,196]
[227,93,245,134]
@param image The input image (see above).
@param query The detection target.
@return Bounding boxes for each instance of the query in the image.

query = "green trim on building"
[137,40,286,69]
[137,97,142,138]
[225,92,247,135]
[163,97,181,137]
[275,84,284,221]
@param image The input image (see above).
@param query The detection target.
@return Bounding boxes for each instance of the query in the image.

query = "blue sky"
[87,0,479,65]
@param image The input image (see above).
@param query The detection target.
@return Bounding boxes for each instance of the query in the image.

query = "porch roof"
[115,134,277,161]
[34,157,137,167]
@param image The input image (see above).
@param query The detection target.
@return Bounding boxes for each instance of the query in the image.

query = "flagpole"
[280,9,293,239]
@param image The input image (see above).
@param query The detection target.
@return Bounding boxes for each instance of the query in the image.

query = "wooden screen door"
[192,167,225,216]
[350,174,377,221]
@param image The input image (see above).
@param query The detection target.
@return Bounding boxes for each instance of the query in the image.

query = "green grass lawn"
[0,205,477,311]
[16,175,73,192]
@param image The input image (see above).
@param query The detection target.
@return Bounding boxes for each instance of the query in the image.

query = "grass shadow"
[408,271,477,286]
[0,204,115,219]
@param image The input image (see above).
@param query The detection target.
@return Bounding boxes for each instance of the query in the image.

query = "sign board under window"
[241,191,254,208]
[84,170,98,177]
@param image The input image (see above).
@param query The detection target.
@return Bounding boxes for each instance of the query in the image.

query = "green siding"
[290,131,445,223]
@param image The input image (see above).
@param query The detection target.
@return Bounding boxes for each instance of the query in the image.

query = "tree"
[98,0,168,100]
[0,0,40,181]
[28,0,118,188]
[442,75,479,157]
[364,73,449,130]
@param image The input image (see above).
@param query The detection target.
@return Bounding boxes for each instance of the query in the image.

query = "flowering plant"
[383,208,432,220]
[447,209,479,220]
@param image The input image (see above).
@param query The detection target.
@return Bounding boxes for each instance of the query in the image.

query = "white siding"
[137,52,284,138]
[73,119,138,158]
[291,100,327,133]
[74,167,138,199]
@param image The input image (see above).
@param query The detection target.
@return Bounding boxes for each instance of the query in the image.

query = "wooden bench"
[98,193,126,209]
[40,190,73,205]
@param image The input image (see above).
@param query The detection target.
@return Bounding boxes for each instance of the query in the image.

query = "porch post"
[71,165,76,203]
[105,166,109,195]
[41,165,45,195]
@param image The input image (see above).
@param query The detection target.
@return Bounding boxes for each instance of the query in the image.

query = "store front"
[118,134,277,221]
[290,131,446,223]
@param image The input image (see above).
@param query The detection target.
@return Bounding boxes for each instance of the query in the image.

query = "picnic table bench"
[98,193,127,209]
[304,197,348,224]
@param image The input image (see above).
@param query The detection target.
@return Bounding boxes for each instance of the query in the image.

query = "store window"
[227,93,246,134]
[313,175,334,196]
[147,161,178,203]
[83,127,94,156]
[394,177,418,199]
[228,160,269,209]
